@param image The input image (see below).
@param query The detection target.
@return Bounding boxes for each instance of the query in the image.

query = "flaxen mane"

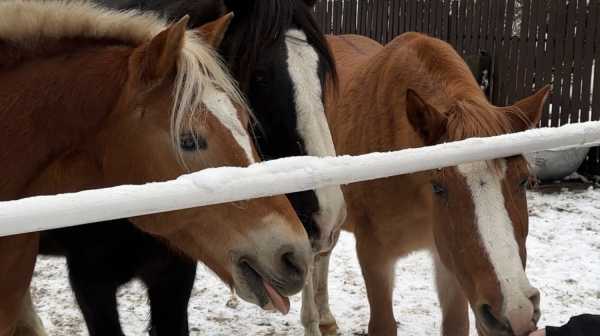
[0,0,246,157]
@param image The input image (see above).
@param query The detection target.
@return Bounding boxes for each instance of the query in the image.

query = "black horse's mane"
[224,0,337,93]
[96,0,225,27]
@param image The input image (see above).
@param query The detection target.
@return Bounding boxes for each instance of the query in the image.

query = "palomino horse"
[318,33,550,336]
[0,1,312,335]
[40,1,346,335]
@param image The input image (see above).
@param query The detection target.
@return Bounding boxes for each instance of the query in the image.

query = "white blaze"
[203,85,255,163]
[457,161,536,332]
[285,29,345,249]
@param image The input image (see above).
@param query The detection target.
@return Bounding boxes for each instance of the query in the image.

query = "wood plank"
[480,0,491,53]
[440,0,448,41]
[381,0,389,42]
[409,0,417,32]
[570,0,588,122]
[449,0,459,47]
[581,1,599,122]
[542,0,558,126]
[333,0,341,35]
[369,0,378,39]
[397,0,406,34]
[392,0,399,37]
[507,0,522,103]
[358,0,368,36]
[534,0,548,89]
[515,0,530,100]
[592,0,600,122]
[322,0,329,34]
[415,0,422,32]
[457,0,468,54]
[523,0,537,95]
[560,0,578,125]
[350,0,356,34]
[533,0,552,125]
[471,0,481,53]
[463,0,473,54]
[422,0,430,36]
[342,0,350,33]
[550,0,568,127]
[431,0,439,37]
[373,0,382,40]
[499,0,515,106]
[441,0,449,39]
[489,0,505,104]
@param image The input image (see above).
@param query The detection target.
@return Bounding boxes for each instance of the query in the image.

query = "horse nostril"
[529,289,542,323]
[281,250,307,280]
[479,304,511,333]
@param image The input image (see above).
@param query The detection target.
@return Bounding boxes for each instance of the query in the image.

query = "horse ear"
[197,13,234,48]
[406,89,447,146]
[134,16,189,86]
[508,85,551,131]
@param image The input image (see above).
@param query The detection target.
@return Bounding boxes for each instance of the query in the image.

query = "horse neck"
[0,42,130,200]
[330,34,489,156]
[328,37,424,156]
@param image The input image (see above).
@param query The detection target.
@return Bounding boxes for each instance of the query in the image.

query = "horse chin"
[231,260,291,315]
[474,314,518,336]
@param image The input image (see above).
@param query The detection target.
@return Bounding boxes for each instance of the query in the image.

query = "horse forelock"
[171,32,248,165]
[225,0,336,92]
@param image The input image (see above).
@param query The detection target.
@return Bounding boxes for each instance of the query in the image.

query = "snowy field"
[31,188,600,335]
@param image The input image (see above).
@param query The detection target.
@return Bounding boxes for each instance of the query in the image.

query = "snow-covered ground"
[31,188,600,335]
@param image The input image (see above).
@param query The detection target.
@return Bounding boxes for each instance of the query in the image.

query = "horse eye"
[520,178,530,189]
[432,183,447,196]
[179,132,206,152]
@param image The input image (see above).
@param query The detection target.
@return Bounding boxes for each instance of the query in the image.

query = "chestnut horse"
[0,1,312,335]
[39,1,346,335]
[317,33,550,336]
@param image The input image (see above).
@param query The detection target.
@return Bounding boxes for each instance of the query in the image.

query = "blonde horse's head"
[0,1,311,312]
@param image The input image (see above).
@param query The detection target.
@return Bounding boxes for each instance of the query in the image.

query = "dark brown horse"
[0,2,311,335]
[314,33,550,336]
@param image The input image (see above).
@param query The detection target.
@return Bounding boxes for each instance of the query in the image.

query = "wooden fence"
[313,0,600,174]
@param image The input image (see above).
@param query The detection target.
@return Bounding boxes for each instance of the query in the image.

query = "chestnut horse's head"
[407,86,550,335]
[103,15,311,313]
[0,1,311,313]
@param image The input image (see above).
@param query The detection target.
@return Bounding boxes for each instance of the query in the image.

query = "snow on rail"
[1,121,600,237]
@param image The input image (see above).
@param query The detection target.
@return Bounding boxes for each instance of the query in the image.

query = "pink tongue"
[262,280,290,315]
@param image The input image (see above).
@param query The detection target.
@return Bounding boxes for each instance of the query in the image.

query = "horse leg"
[356,230,397,336]
[301,263,321,336]
[433,251,469,336]
[0,234,40,336]
[66,257,124,336]
[142,256,196,336]
[14,291,46,336]
[313,252,337,336]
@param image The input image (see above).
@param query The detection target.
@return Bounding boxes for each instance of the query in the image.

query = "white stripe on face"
[285,29,345,249]
[457,161,535,331]
[202,85,255,164]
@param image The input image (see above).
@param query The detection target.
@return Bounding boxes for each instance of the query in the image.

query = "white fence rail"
[2,121,600,237]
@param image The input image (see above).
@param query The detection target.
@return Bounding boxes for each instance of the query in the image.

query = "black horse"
[40,0,343,335]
